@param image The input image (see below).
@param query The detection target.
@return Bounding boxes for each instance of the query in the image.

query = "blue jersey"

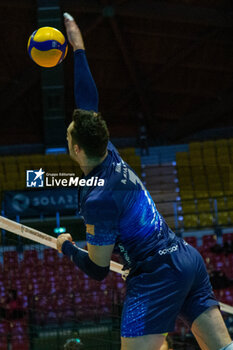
[74,49,175,270]
[79,142,175,269]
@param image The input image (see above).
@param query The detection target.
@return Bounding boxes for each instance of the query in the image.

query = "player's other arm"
[57,234,114,281]
[64,13,98,112]
[57,195,118,281]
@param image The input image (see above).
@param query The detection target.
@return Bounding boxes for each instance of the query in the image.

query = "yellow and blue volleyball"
[27,27,68,68]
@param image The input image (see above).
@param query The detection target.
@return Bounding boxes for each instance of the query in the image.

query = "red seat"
[202,234,216,250]
[0,337,7,350]
[3,251,19,272]
[43,249,60,266]
[62,308,75,323]
[214,261,225,271]
[0,320,10,335]
[225,266,233,279]
[10,319,28,335]
[11,335,29,350]
[23,250,38,260]
[3,251,18,263]
[33,295,49,324]
[98,291,113,316]
[0,321,10,350]
[214,289,221,300]
[20,296,28,310]
[218,288,233,305]
[23,250,39,267]
[19,264,38,280]
[184,236,197,247]
[223,233,233,243]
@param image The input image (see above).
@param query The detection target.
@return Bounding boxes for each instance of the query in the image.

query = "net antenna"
[0,215,233,314]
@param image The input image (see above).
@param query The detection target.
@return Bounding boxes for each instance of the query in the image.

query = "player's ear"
[73,144,80,155]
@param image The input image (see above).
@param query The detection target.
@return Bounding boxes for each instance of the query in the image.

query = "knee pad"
[219,341,233,350]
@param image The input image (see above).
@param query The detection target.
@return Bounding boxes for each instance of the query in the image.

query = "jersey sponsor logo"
[86,224,95,235]
[158,244,178,255]
[118,243,131,265]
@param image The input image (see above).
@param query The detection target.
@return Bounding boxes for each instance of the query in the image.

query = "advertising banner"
[3,189,78,217]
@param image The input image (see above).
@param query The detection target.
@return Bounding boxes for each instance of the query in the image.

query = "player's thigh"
[191,305,231,350]
[121,334,165,350]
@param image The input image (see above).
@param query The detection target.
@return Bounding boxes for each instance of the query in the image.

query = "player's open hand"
[63,12,85,51]
[57,233,73,253]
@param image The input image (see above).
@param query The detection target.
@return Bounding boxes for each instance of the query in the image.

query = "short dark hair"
[71,109,109,159]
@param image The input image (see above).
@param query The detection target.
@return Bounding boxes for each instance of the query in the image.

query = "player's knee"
[219,341,233,350]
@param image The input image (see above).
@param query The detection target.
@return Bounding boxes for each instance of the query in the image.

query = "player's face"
[67,122,77,161]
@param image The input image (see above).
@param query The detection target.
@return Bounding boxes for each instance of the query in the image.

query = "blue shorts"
[121,238,219,337]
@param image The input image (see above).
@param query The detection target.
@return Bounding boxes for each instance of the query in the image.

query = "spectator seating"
[118,147,141,177]
[0,321,9,350]
[142,164,177,228]
[1,248,127,327]
[176,138,233,229]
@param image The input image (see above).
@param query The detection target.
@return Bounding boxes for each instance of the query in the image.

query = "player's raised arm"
[64,13,98,112]
[64,13,119,154]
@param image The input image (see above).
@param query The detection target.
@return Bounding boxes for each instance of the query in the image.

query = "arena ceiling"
[0,0,233,146]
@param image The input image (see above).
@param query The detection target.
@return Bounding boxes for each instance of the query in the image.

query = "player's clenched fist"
[57,233,73,253]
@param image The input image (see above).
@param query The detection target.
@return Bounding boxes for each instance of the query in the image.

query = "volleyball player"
[57,13,233,350]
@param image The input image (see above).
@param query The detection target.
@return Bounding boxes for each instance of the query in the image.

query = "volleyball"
[27,26,68,68]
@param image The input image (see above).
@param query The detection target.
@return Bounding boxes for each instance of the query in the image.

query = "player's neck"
[81,151,108,176]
